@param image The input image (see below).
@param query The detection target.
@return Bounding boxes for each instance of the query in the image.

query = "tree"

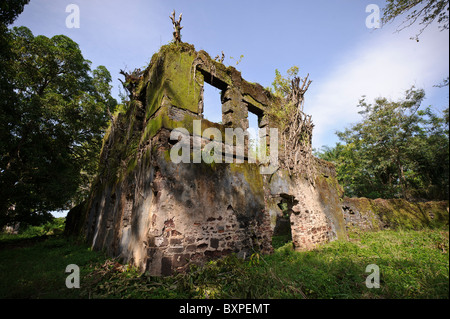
[1,0,31,153]
[316,86,449,200]
[0,26,117,227]
[381,0,449,40]
[1,0,30,226]
[0,0,29,25]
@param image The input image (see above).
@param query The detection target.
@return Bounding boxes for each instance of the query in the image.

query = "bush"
[19,218,66,237]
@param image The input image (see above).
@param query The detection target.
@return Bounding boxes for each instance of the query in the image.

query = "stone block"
[222,100,235,114]
[210,238,219,249]
[169,238,183,245]
[161,257,173,276]
[221,87,242,103]
[168,247,184,254]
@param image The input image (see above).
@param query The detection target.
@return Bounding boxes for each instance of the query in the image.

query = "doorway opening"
[272,194,296,249]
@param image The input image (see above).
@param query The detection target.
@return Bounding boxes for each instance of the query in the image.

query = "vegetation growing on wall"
[266,67,315,181]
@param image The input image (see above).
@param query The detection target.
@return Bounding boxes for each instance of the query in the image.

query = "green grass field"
[0,221,448,299]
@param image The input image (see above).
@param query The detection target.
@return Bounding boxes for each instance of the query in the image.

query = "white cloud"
[307,24,449,149]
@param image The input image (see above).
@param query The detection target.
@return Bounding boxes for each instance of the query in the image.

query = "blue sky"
[13,0,449,150]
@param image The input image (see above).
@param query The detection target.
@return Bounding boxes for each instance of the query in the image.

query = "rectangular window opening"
[247,111,260,159]
[202,82,222,124]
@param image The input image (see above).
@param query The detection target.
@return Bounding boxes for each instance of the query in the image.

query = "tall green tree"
[1,0,31,153]
[316,86,449,201]
[1,0,30,225]
[0,26,117,227]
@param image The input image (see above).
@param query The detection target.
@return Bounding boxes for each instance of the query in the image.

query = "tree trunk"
[396,156,408,199]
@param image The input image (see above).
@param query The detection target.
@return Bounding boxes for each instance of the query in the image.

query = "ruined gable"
[66,41,347,275]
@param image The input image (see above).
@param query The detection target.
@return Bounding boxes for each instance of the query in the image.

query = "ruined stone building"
[65,41,350,276]
[65,38,450,276]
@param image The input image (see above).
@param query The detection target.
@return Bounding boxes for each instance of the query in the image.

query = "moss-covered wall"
[144,43,202,119]
[343,197,449,232]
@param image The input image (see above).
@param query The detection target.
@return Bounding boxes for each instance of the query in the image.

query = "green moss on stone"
[345,197,449,230]
[126,156,138,175]
[144,44,202,120]
[243,94,266,112]
[229,163,264,197]
[315,174,347,240]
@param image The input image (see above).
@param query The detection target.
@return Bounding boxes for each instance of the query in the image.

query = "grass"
[268,229,449,299]
[0,235,105,298]
[0,221,448,299]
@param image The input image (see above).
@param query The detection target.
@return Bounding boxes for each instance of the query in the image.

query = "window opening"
[202,82,222,123]
[247,111,259,158]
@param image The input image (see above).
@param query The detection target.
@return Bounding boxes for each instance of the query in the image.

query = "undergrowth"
[1,226,448,299]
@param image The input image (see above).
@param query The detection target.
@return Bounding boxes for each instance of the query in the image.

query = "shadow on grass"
[0,235,50,251]
[0,229,448,299]
[0,235,105,299]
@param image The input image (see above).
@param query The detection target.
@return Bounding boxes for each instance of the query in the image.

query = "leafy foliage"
[270,66,299,98]
[0,0,30,25]
[0,26,117,227]
[266,67,301,132]
[316,86,449,200]
[381,0,449,40]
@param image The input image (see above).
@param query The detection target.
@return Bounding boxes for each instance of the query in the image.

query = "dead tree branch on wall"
[287,74,312,113]
[281,108,315,183]
[170,10,183,43]
[280,75,315,183]
[119,68,143,100]
[215,51,225,63]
